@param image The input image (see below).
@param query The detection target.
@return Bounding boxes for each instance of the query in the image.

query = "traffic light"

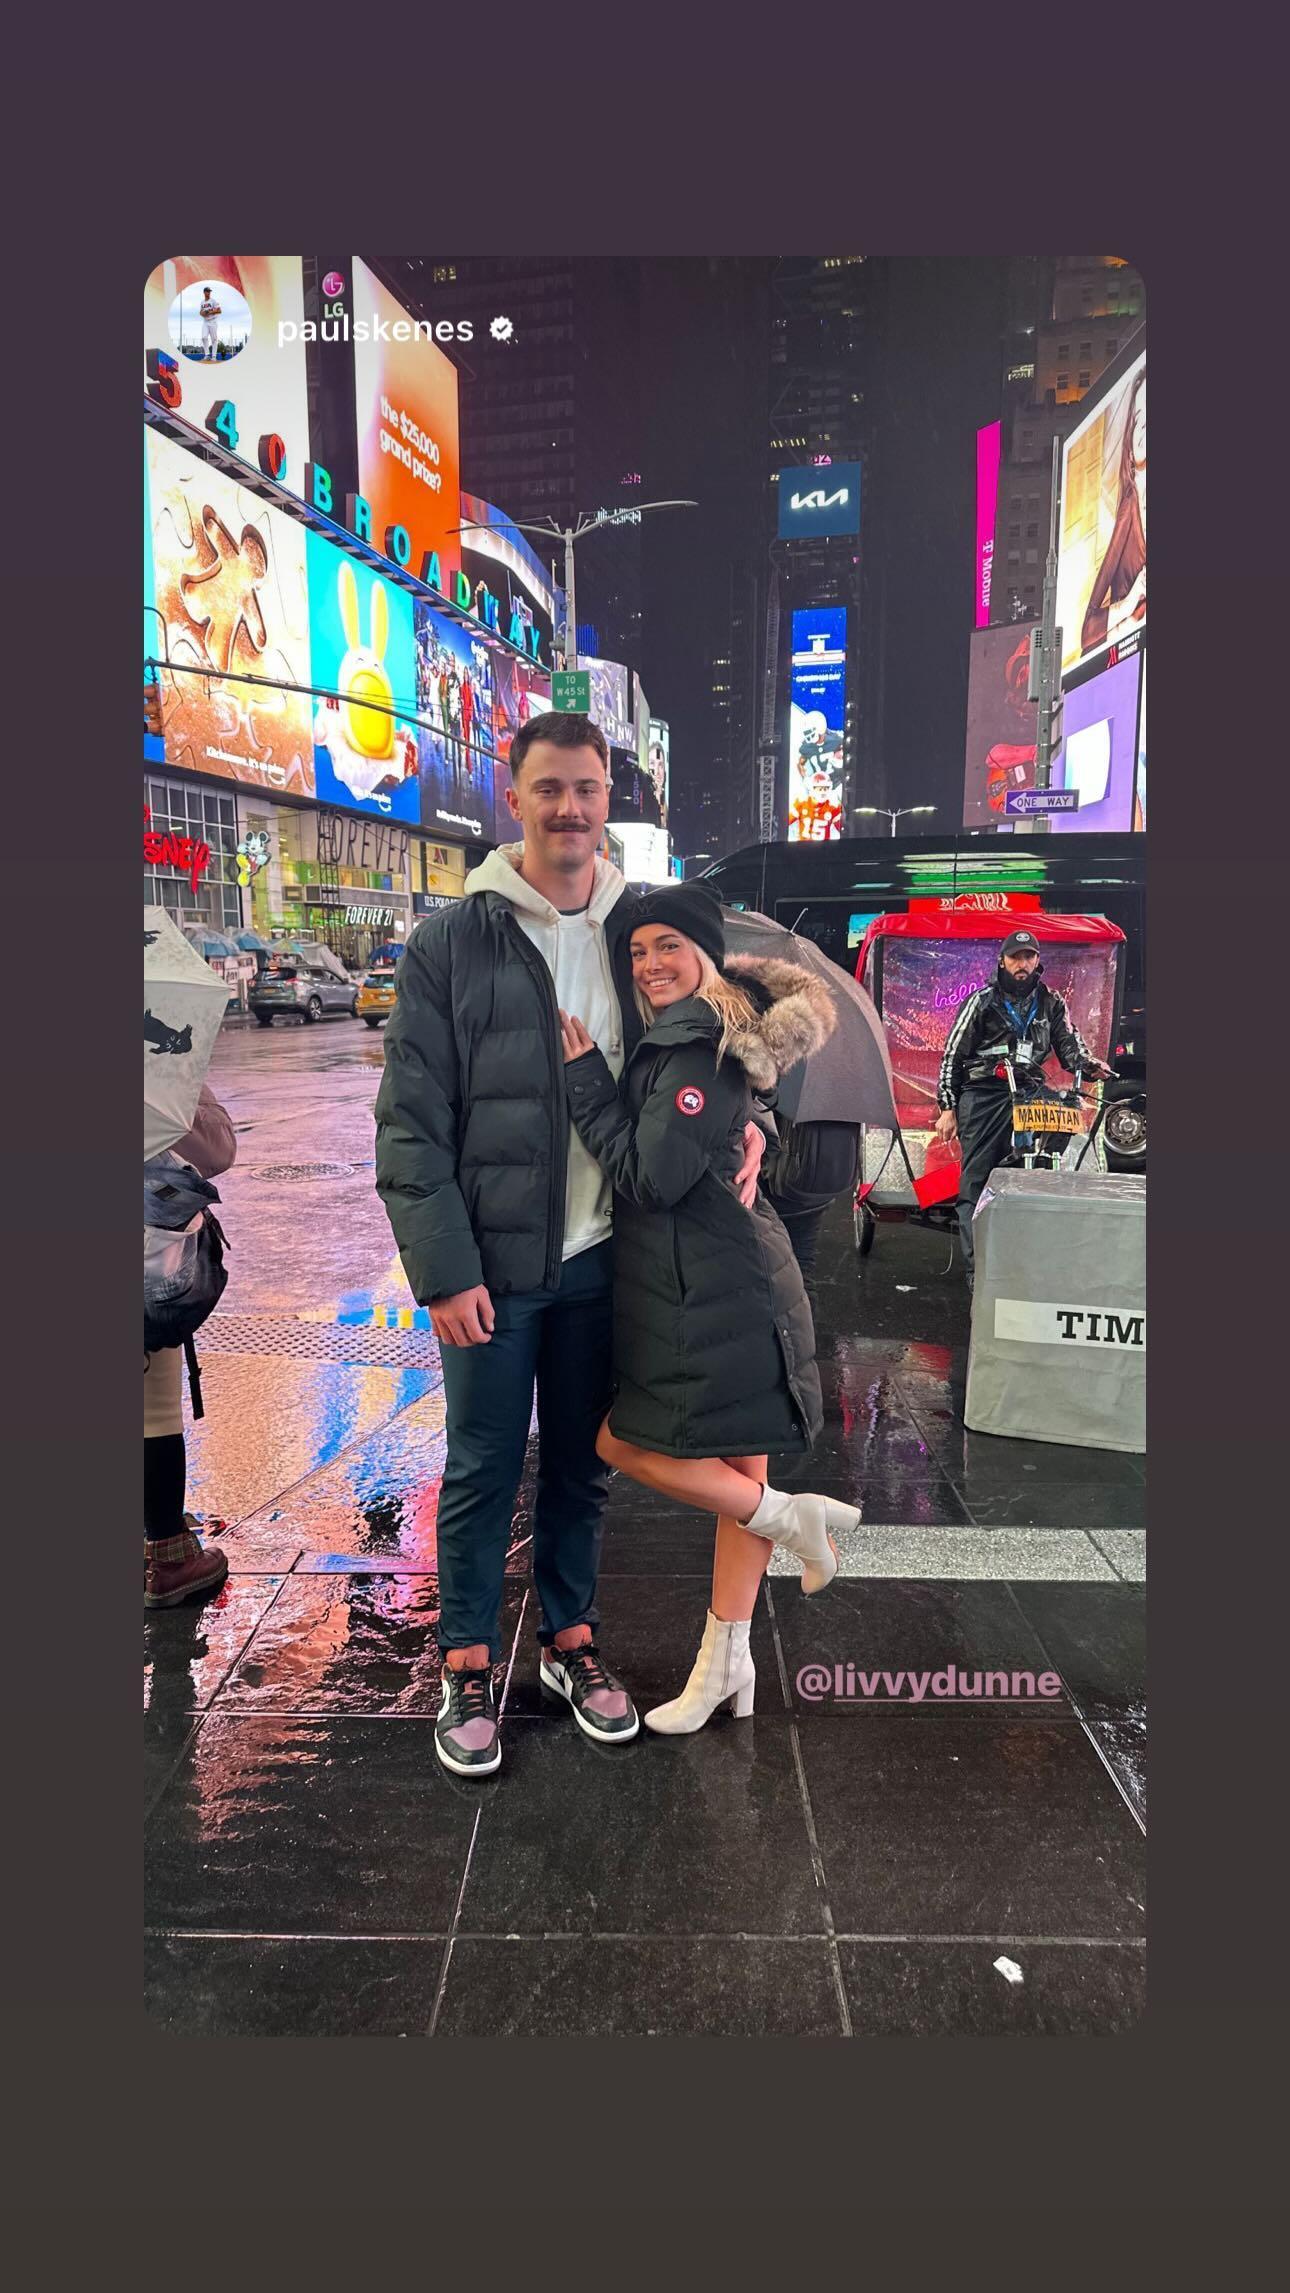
[143,675,164,739]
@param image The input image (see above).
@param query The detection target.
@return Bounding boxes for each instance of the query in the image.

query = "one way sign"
[1004,789,1080,816]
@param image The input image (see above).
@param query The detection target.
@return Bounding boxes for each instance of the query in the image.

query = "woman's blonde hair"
[635,943,757,1065]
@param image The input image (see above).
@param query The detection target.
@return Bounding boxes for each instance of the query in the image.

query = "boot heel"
[823,1498,861,1534]
[729,1680,755,1717]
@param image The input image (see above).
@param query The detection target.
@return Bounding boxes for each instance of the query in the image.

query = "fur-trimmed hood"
[720,954,836,1090]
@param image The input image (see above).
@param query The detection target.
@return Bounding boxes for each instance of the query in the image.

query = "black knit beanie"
[630,885,726,968]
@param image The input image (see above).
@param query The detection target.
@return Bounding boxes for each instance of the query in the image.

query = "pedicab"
[849,904,1127,1257]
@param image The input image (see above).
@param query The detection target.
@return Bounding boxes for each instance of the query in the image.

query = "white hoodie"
[465,844,628,1262]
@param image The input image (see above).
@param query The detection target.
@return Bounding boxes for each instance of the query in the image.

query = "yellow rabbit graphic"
[337,561,395,762]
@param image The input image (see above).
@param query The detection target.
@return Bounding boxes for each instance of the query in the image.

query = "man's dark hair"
[509,712,609,781]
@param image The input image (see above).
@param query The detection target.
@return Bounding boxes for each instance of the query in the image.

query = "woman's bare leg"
[712,1455,772,1623]
[596,1421,764,1522]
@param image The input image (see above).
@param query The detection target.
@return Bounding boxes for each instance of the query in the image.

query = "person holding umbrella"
[143,912,237,1605]
[145,1084,236,1606]
[559,885,860,1734]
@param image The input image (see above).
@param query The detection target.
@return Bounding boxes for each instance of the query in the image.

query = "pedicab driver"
[933,927,1112,1287]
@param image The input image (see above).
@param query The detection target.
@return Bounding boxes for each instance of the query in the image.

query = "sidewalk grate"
[251,1161,356,1181]
[200,1314,441,1368]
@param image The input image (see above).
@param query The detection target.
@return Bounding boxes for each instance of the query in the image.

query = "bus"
[696,832,1147,1164]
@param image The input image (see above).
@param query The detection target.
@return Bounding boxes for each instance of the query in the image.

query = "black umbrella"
[721,908,898,1128]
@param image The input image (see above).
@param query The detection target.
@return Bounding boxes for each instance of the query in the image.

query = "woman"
[144,1082,235,1609]
[559,884,858,1733]
[1080,367,1146,655]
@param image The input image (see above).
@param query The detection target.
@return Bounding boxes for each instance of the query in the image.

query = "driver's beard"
[998,964,1041,997]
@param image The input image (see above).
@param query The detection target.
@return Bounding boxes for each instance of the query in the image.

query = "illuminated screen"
[1048,651,1141,835]
[461,491,554,668]
[491,654,551,845]
[414,599,496,843]
[634,675,651,782]
[777,461,862,539]
[350,258,462,584]
[975,421,1001,628]
[146,427,313,795]
[581,656,633,749]
[786,607,846,842]
[1134,654,1146,832]
[847,911,883,951]
[962,624,1038,829]
[869,937,1119,1133]
[648,718,671,831]
[143,257,310,494]
[306,529,420,822]
[610,823,671,885]
[1057,350,1146,685]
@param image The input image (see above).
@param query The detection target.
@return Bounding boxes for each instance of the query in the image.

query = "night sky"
[632,257,1011,847]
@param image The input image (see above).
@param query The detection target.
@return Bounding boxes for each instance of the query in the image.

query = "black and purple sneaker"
[435,1664,501,1777]
[539,1643,640,1743]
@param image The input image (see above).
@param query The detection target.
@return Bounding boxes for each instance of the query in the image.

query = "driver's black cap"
[1000,928,1040,957]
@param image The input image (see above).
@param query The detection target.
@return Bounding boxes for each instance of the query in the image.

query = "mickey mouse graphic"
[235,828,271,888]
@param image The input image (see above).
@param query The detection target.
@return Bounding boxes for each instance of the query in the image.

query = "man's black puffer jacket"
[374,879,642,1303]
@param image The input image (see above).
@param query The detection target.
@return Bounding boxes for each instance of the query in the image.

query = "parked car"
[357,965,398,1027]
[250,943,358,1026]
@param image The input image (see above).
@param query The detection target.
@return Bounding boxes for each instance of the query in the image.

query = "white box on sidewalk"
[965,1168,1145,1453]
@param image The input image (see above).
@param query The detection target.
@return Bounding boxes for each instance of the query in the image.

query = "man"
[934,926,1111,1287]
[375,712,765,1777]
[199,285,221,359]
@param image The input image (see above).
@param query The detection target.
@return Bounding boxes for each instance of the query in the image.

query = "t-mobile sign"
[975,421,1001,628]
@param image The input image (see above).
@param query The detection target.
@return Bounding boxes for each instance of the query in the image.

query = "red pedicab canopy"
[854,906,1126,1159]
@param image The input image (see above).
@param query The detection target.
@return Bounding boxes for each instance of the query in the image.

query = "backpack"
[144,1155,229,1416]
[762,1115,862,1216]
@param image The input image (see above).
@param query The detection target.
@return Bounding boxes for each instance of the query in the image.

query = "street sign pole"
[1028,436,1063,838]
[562,526,577,675]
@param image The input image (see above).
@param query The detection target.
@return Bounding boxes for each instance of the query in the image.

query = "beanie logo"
[675,1086,706,1116]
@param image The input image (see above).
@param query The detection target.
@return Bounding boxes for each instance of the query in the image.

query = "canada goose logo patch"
[675,1086,705,1116]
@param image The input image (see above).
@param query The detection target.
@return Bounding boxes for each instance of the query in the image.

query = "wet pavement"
[145,1015,1146,2036]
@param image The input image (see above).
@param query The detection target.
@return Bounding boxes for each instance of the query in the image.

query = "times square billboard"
[777,462,862,541]
[786,607,846,841]
[144,258,548,844]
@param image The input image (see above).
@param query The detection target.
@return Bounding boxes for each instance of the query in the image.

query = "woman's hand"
[934,1108,958,1144]
[733,1120,765,1209]
[559,1009,596,1064]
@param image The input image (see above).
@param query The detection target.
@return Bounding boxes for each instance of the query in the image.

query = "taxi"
[357,965,398,1027]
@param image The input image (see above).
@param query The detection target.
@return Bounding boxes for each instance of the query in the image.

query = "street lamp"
[853,805,937,838]
[454,501,698,671]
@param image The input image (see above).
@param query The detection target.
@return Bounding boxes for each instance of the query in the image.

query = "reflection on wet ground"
[145,1025,1145,2036]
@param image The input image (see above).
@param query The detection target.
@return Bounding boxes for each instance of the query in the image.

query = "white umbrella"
[144,906,229,1159]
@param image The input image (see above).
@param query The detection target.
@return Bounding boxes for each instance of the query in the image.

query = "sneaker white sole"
[433,1729,502,1778]
[539,1659,641,1743]
[435,1682,502,1777]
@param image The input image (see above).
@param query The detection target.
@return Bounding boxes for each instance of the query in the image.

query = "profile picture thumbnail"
[167,280,253,365]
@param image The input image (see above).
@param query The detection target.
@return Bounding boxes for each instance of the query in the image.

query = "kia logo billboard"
[777,460,862,539]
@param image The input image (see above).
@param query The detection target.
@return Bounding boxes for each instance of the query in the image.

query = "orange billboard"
[350,257,462,581]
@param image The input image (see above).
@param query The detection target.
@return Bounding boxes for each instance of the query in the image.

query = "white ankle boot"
[742,1485,856,1594]
[644,1610,755,1734]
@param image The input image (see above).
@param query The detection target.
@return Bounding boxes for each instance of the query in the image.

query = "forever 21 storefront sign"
[144,357,546,664]
[314,812,410,875]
